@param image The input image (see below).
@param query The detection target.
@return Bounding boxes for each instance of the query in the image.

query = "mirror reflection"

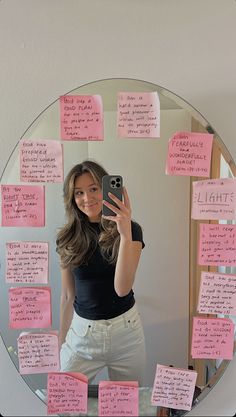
[0,78,235,414]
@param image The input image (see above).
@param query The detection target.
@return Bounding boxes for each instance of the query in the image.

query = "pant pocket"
[66,317,92,353]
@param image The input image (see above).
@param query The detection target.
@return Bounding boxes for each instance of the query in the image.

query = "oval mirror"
[0,78,235,415]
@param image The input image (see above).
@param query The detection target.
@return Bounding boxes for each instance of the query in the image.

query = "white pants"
[60,304,146,385]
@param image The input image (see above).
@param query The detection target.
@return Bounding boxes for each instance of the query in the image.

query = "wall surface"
[0,0,236,416]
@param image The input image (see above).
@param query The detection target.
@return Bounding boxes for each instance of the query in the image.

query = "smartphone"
[102,175,123,216]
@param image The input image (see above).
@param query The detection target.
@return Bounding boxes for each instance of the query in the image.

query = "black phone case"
[102,175,123,216]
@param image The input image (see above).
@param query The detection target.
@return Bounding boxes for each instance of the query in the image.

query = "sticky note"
[60,95,103,140]
[151,364,197,411]
[117,91,160,138]
[166,131,213,177]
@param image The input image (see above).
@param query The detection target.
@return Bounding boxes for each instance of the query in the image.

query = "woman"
[56,159,146,384]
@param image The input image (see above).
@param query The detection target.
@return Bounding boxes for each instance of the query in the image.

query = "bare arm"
[115,238,142,296]
[59,266,75,349]
[102,187,142,297]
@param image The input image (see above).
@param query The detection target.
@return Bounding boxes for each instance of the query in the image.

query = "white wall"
[0,0,236,415]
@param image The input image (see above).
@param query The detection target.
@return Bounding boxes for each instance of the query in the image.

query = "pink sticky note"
[191,316,234,360]
[17,331,60,374]
[98,380,139,417]
[198,223,236,266]
[198,271,236,315]
[60,95,103,140]
[117,91,160,138]
[9,287,52,329]
[192,178,236,220]
[6,241,49,284]
[1,184,45,227]
[151,365,197,411]
[20,140,63,183]
[166,131,213,177]
[47,372,88,415]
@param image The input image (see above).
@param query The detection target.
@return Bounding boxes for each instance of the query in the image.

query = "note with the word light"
[192,178,236,220]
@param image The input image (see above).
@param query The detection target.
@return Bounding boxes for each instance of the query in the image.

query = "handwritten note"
[198,223,236,266]
[166,131,213,176]
[192,178,236,220]
[117,92,160,138]
[1,184,45,227]
[99,381,139,417]
[47,372,88,415]
[9,287,52,329]
[151,365,197,411]
[6,241,48,284]
[17,332,59,374]
[198,271,236,315]
[191,317,234,360]
[60,95,103,140]
[20,140,63,183]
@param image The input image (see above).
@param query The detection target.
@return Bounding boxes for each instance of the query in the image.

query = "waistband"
[72,303,139,330]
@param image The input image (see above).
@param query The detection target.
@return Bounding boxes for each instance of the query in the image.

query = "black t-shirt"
[72,221,144,320]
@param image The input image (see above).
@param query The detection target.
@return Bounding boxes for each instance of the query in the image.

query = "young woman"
[56,160,146,384]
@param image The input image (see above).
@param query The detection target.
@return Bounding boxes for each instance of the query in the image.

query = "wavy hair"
[56,160,120,269]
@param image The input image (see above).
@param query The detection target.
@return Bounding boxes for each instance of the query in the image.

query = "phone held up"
[102,175,123,216]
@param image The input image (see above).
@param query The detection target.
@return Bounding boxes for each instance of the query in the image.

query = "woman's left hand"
[102,187,132,239]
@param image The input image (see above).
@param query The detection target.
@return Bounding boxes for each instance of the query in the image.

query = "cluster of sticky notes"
[60,91,161,140]
[164,130,236,360]
[151,364,197,412]
[190,270,236,361]
[47,377,140,416]
[190,205,236,360]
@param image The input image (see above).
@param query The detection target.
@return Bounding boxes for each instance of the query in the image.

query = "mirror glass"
[0,78,235,413]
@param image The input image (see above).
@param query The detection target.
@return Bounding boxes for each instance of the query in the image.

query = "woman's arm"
[59,266,75,349]
[115,238,142,296]
[102,187,142,297]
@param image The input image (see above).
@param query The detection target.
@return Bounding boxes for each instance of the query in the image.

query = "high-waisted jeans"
[60,304,146,384]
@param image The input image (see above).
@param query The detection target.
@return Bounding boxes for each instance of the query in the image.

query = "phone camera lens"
[111,180,116,185]
[116,178,121,182]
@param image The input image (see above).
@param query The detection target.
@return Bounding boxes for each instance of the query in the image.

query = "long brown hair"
[56,160,120,269]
